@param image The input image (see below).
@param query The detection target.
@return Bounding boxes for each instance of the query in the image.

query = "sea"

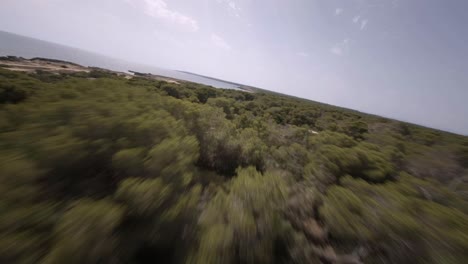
[0,31,240,90]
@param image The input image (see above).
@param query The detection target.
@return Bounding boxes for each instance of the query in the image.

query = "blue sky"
[1,0,467,134]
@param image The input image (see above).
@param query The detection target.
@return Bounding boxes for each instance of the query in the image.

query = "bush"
[192,167,288,264]
[0,84,27,103]
[43,199,124,264]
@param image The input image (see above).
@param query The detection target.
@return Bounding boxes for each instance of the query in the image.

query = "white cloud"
[360,19,368,30]
[296,51,309,57]
[353,15,360,23]
[330,46,342,55]
[335,8,343,16]
[330,39,351,56]
[126,0,199,31]
[217,0,241,17]
[211,34,232,50]
[228,1,240,11]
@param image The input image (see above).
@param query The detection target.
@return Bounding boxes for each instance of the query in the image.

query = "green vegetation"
[0,67,467,263]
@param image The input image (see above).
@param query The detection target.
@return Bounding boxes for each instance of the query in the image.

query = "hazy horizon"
[1,0,467,135]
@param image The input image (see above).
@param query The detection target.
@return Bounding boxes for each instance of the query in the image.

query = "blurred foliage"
[189,167,288,264]
[0,67,467,263]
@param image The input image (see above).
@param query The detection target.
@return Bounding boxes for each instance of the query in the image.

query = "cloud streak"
[335,8,343,16]
[211,34,232,50]
[330,39,350,56]
[360,19,368,30]
[127,0,199,31]
[217,0,242,17]
[353,15,360,23]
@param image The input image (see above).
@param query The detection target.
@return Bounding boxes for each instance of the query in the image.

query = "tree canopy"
[0,66,467,263]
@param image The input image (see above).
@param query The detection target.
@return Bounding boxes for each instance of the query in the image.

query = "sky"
[0,0,467,135]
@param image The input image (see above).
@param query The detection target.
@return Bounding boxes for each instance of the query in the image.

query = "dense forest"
[0,66,467,264]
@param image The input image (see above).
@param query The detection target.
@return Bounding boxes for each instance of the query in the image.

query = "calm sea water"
[0,31,240,90]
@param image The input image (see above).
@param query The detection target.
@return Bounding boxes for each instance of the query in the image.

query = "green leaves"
[193,167,288,264]
[311,138,396,183]
[112,147,145,176]
[320,186,371,241]
[115,178,171,217]
[144,136,199,182]
[0,66,467,264]
[322,175,468,263]
[43,199,124,264]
